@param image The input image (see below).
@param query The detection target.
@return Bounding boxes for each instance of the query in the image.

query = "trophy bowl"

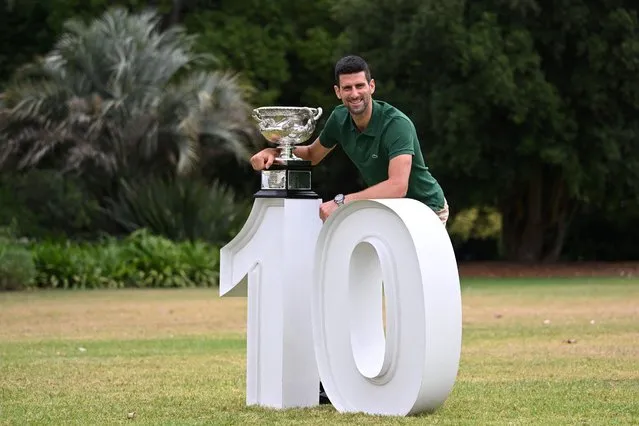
[252,106,323,161]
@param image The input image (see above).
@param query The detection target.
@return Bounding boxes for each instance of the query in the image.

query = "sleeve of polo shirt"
[384,117,416,159]
[318,109,339,149]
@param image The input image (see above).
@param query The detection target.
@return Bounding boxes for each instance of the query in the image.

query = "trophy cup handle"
[311,107,323,121]
[252,109,262,121]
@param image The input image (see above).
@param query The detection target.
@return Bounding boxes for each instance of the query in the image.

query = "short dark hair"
[334,55,371,85]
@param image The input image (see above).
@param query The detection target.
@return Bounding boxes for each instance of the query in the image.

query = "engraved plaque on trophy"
[252,106,322,199]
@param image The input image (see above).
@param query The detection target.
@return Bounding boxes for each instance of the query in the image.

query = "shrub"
[0,170,101,241]
[30,240,121,289]
[0,244,37,291]
[103,177,251,246]
[0,225,37,291]
[28,229,219,290]
[123,229,219,288]
[448,206,502,261]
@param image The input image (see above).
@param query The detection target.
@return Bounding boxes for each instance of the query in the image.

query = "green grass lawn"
[1,278,638,425]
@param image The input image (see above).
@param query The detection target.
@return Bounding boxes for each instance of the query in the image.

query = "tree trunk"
[500,166,575,263]
[150,0,184,28]
[169,0,183,26]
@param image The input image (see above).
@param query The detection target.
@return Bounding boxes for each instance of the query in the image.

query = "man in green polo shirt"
[250,55,449,225]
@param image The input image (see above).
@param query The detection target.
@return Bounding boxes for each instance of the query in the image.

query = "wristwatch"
[333,193,345,206]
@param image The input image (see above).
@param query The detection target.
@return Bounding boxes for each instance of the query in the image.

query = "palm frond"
[0,6,257,180]
[169,71,259,166]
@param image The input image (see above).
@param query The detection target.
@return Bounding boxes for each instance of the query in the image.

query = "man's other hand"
[250,148,280,171]
[319,200,339,222]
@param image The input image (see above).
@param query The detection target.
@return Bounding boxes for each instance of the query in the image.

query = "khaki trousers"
[435,199,449,226]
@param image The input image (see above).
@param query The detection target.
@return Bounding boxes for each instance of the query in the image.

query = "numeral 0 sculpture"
[219,196,462,416]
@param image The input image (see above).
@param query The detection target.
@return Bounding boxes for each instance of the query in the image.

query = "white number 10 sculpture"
[219,197,462,416]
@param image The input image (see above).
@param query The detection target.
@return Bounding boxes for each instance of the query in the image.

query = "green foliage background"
[1,0,638,269]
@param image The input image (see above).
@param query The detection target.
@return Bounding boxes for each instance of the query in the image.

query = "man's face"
[334,71,375,116]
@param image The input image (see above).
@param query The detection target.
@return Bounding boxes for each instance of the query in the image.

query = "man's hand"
[250,148,280,171]
[319,200,339,222]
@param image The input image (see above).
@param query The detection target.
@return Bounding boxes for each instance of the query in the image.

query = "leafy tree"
[0,7,258,186]
[333,0,639,262]
[0,1,54,88]
[1,0,163,87]
[182,0,343,109]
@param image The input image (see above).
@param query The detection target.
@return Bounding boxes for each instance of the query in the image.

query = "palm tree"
[0,7,259,180]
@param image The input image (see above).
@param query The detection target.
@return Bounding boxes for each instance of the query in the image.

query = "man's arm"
[292,137,335,165]
[344,154,411,202]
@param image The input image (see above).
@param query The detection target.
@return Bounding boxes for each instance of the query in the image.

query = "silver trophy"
[252,106,323,198]
[252,106,323,162]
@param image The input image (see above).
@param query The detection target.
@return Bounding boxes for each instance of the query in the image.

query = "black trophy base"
[254,161,319,199]
[254,188,319,199]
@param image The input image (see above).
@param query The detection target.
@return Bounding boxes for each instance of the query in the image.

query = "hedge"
[0,229,220,291]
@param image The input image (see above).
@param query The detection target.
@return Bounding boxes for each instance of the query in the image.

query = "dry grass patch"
[461,278,639,325]
[0,289,247,342]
